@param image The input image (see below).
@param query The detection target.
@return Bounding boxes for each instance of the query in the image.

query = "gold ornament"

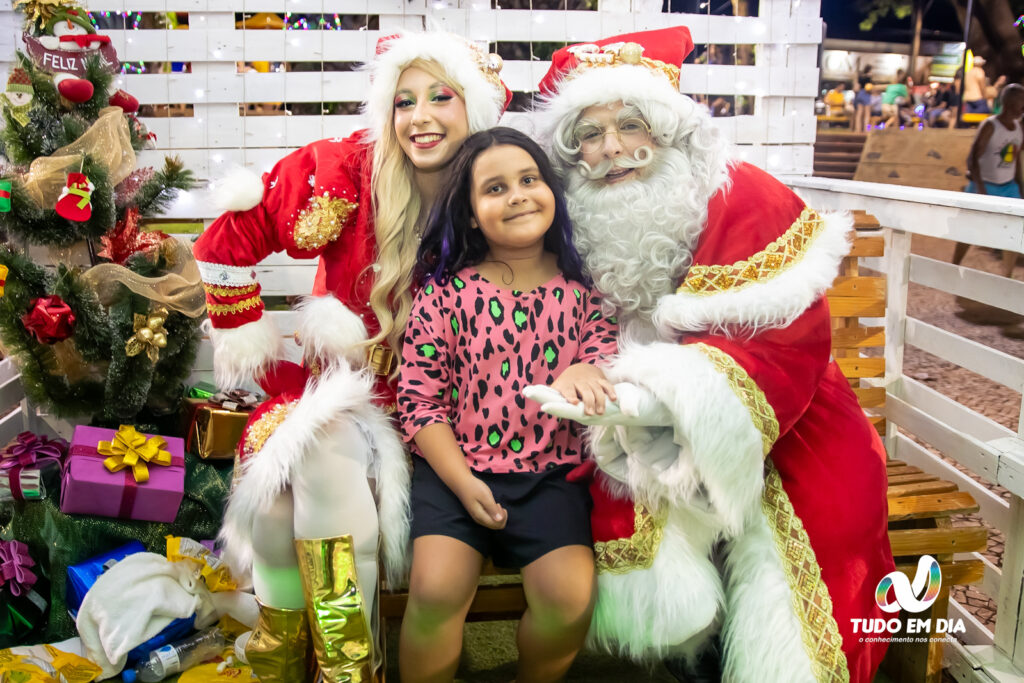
[13,0,74,29]
[125,306,170,363]
[619,42,644,65]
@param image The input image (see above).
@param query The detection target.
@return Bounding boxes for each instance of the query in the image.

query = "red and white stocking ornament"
[55,172,94,222]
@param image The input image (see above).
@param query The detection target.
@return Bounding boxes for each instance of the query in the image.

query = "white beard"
[566,146,713,339]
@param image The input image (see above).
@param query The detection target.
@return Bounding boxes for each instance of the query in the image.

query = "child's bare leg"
[516,545,596,683]
[400,535,484,683]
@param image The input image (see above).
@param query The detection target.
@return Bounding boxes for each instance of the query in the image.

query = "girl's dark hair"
[416,126,589,286]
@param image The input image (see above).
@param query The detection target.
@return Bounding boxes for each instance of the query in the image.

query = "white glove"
[523,382,673,427]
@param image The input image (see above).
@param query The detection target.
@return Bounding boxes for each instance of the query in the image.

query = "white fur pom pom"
[209,166,265,213]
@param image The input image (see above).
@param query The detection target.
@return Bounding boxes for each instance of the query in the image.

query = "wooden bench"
[378,212,986,683]
[817,113,852,129]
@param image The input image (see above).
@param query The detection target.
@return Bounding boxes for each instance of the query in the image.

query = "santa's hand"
[614,382,673,427]
[524,382,672,427]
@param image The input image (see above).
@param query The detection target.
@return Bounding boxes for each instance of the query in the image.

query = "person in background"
[881,69,909,127]
[964,55,992,114]
[953,83,1024,277]
[853,65,873,131]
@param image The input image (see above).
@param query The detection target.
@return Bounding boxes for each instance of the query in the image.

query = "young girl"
[397,127,618,683]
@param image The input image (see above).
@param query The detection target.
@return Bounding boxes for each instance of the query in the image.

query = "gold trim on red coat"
[763,460,850,683]
[693,343,779,456]
[594,503,666,574]
[680,207,824,296]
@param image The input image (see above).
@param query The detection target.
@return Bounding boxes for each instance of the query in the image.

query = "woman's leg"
[251,488,305,608]
[400,535,484,683]
[516,545,596,683]
[290,423,381,682]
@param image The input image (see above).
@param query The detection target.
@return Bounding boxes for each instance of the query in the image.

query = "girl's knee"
[527,577,595,629]
[406,576,475,628]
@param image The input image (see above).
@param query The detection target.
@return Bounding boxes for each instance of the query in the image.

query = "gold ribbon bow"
[97,424,172,484]
[125,306,169,363]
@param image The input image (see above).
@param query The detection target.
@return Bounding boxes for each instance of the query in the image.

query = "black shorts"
[409,457,592,569]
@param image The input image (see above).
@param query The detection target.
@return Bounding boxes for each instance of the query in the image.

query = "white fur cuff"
[295,295,368,369]
[605,342,768,535]
[207,316,283,390]
[653,210,853,337]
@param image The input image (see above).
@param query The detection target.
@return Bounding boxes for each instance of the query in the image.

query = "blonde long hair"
[367,58,466,368]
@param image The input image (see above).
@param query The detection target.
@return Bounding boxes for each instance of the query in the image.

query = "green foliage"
[857,0,914,32]
[134,156,196,218]
[0,44,203,424]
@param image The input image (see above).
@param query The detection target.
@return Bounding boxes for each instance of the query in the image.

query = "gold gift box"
[190,404,251,460]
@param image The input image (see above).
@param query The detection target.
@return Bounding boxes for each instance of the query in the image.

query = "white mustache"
[576,145,655,181]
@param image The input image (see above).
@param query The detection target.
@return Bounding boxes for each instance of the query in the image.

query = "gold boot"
[294,536,374,683]
[245,601,313,682]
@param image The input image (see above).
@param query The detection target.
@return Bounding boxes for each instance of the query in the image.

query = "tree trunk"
[950,0,1023,84]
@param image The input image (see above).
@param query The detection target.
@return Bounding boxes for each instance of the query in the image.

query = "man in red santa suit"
[192,31,511,682]
[526,27,895,683]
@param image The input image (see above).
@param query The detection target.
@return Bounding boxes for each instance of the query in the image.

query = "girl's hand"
[550,363,617,416]
[454,474,507,530]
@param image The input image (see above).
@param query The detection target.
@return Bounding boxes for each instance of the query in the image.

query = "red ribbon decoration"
[0,540,37,597]
[20,295,76,344]
[2,431,67,470]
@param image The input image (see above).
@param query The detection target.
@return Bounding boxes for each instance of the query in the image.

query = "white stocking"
[290,421,380,609]
[250,488,305,609]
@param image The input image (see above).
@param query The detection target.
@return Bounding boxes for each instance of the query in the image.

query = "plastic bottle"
[122,627,225,682]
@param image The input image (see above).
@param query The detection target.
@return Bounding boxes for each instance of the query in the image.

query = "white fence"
[0,0,822,177]
[787,176,1024,683]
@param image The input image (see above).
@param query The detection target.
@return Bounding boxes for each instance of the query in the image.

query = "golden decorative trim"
[204,282,259,298]
[594,503,666,574]
[293,195,358,251]
[681,207,824,296]
[567,42,680,89]
[367,343,397,377]
[763,460,850,683]
[693,343,779,456]
[207,294,262,316]
[242,401,298,457]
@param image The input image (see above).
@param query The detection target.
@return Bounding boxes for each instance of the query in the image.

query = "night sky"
[821,2,964,44]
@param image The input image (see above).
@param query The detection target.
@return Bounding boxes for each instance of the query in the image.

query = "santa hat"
[6,68,32,94]
[535,27,694,137]
[361,31,512,143]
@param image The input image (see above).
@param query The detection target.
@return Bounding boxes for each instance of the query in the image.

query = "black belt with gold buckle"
[367,343,397,377]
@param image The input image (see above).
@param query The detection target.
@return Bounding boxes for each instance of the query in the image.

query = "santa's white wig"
[534,67,732,331]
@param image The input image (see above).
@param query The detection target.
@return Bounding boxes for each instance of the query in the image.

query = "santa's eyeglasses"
[572,117,651,154]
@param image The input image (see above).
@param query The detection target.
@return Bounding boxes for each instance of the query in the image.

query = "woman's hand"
[452,473,507,530]
[550,363,617,415]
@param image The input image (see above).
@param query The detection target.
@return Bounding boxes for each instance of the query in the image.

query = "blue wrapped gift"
[66,541,145,617]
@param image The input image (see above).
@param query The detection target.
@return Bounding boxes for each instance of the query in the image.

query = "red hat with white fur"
[536,27,693,133]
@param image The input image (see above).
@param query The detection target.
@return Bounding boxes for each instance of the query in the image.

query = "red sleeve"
[685,298,832,439]
[193,137,365,329]
[396,283,454,443]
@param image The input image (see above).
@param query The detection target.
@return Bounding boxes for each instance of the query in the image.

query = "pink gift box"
[60,425,185,523]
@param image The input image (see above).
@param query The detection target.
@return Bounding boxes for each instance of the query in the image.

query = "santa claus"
[526,27,895,683]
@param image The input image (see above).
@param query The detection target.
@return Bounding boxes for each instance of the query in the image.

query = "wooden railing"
[787,175,1024,683]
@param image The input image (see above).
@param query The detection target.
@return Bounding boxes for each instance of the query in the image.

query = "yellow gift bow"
[97,425,172,484]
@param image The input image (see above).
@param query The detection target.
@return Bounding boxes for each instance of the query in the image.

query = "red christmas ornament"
[108,89,139,113]
[55,172,94,222]
[97,207,168,264]
[21,295,76,344]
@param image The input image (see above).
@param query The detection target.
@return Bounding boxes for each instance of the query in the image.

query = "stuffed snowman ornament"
[22,5,118,104]
[3,67,34,127]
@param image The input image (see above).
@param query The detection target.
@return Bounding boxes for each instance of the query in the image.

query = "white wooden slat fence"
[788,176,1024,683]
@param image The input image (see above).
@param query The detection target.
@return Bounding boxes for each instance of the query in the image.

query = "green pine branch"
[133,156,195,218]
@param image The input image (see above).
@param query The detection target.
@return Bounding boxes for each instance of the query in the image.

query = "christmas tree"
[0,0,202,425]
